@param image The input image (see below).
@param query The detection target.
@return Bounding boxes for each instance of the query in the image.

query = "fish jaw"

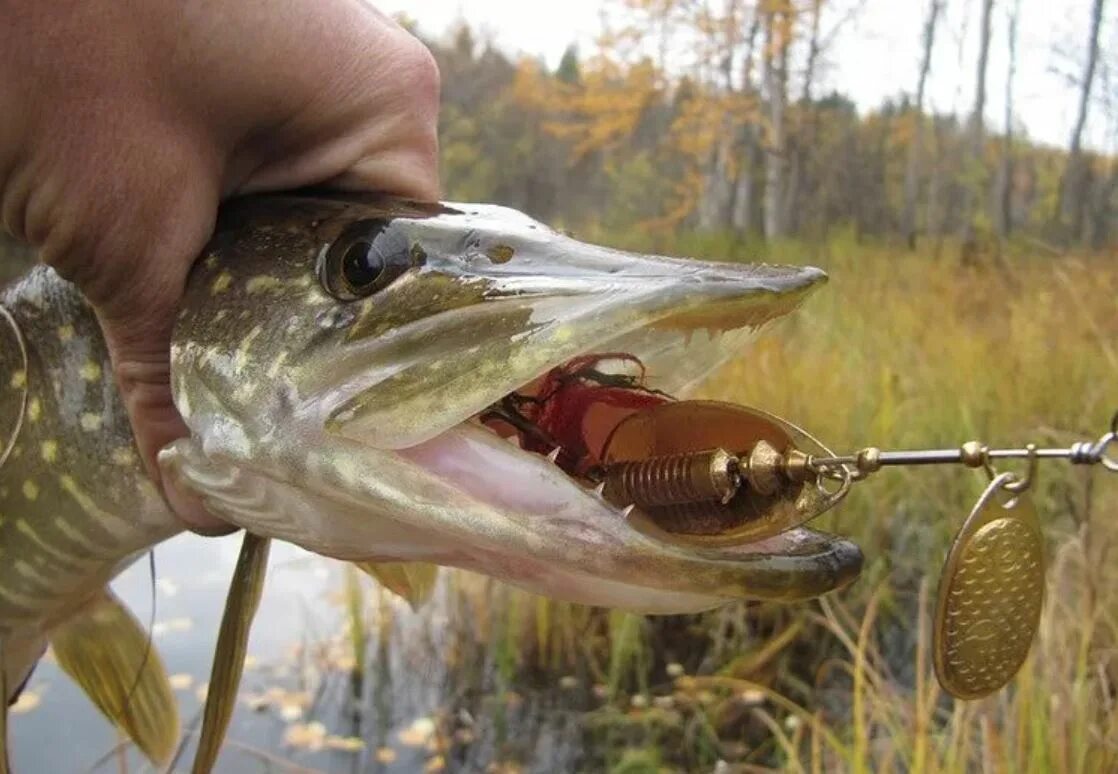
[164,192,862,613]
[161,422,862,613]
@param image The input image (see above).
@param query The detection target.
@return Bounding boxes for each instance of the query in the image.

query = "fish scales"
[0,267,178,690]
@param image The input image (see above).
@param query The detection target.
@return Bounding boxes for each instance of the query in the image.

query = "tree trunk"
[762,5,791,241]
[785,0,821,236]
[996,0,1020,242]
[731,125,760,232]
[730,13,763,234]
[901,0,943,249]
[959,0,995,258]
[1059,0,1106,240]
[699,2,750,231]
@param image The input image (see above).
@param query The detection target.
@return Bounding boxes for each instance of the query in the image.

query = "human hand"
[0,0,440,532]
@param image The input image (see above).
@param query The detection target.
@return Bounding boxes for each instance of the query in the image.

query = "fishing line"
[119,549,158,727]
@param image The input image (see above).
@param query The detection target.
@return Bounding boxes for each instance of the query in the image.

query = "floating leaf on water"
[592,684,608,700]
[629,694,649,709]
[244,693,271,712]
[151,617,193,637]
[666,662,685,677]
[375,747,398,764]
[168,674,194,691]
[324,735,365,753]
[652,696,675,710]
[155,578,179,597]
[558,675,578,690]
[278,701,305,722]
[398,717,436,747]
[425,755,446,773]
[10,690,41,714]
[283,721,327,751]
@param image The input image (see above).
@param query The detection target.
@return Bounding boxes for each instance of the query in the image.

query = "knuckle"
[394,36,441,109]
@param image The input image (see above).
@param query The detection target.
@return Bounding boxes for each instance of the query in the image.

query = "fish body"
[0,268,179,701]
[0,192,863,765]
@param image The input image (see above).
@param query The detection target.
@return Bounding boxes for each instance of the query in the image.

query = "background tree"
[1059,0,1106,242]
[902,0,944,250]
[417,1,1114,254]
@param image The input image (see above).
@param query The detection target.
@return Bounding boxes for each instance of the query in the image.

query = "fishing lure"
[583,396,1118,700]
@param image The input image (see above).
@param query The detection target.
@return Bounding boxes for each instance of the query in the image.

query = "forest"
[418,0,1116,256]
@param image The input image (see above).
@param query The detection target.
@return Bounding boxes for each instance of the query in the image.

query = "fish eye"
[320,219,413,300]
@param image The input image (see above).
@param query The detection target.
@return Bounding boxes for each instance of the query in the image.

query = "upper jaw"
[319,208,826,450]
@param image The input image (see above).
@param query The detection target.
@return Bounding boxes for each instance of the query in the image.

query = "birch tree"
[960,0,995,254]
[762,1,793,241]
[1059,0,1106,239]
[996,0,1020,241]
[901,0,944,249]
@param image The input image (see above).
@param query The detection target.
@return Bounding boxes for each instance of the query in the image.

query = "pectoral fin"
[192,533,270,774]
[49,589,179,766]
[353,562,439,610]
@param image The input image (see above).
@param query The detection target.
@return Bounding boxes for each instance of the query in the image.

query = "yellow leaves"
[10,689,41,714]
[242,687,312,720]
[514,57,660,161]
[398,716,437,747]
[279,718,364,755]
[151,617,193,636]
[168,673,194,691]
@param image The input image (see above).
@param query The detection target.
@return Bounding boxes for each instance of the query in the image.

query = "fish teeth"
[620,504,636,518]
[593,482,606,497]
[547,447,562,463]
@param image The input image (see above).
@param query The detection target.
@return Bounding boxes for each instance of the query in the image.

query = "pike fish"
[0,192,862,768]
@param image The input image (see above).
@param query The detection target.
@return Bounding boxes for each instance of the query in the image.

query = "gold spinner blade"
[933,472,1045,700]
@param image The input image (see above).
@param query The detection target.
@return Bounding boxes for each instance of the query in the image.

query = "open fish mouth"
[166,193,863,612]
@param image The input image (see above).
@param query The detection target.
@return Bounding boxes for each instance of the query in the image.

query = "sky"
[374,0,1115,153]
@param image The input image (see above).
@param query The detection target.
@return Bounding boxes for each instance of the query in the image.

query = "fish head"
[162,192,862,613]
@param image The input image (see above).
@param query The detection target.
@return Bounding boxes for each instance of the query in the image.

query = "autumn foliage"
[426,1,1116,251]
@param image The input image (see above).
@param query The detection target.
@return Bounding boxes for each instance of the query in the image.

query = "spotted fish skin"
[0,267,179,699]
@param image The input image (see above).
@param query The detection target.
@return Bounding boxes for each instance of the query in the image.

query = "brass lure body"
[933,474,1044,699]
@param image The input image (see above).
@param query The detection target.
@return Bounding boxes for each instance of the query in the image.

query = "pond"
[11,533,593,773]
